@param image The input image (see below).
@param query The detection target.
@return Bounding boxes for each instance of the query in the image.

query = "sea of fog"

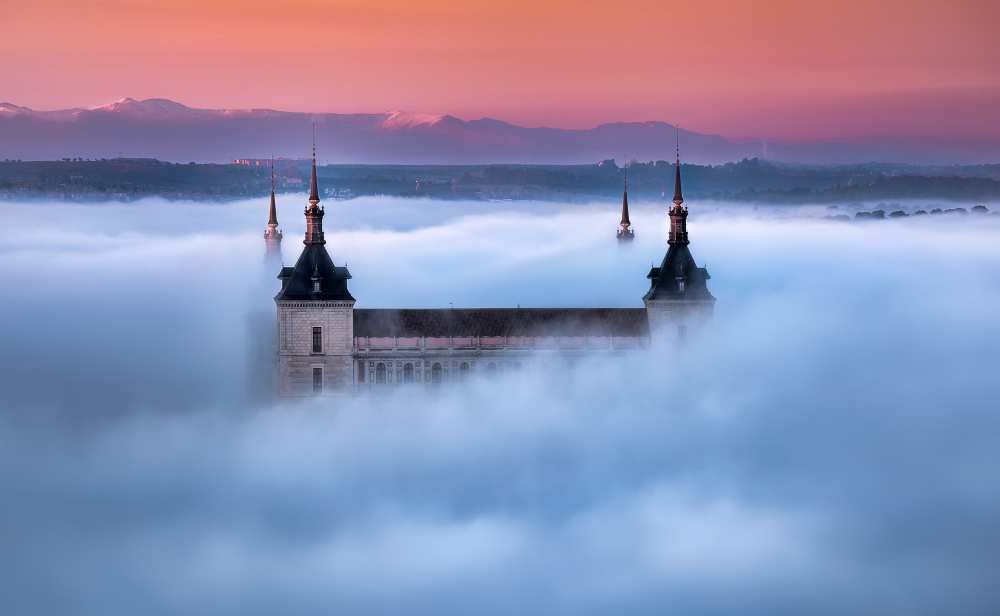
[1,195,999,615]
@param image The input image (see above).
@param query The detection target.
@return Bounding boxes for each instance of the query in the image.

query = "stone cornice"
[277,300,356,309]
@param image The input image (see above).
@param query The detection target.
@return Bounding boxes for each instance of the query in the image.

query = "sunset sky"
[4,0,999,139]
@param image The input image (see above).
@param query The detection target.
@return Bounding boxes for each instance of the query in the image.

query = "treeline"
[2,157,999,203]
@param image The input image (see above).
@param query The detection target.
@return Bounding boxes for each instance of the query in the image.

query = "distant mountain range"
[1,97,997,165]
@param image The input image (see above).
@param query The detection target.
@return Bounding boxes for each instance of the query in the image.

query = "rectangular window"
[312,327,322,353]
[312,367,323,393]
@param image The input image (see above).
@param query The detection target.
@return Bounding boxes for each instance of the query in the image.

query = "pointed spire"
[303,129,326,245]
[308,122,320,206]
[673,126,684,206]
[268,191,279,226]
[617,158,634,241]
[268,157,279,226]
[620,161,631,226]
[264,156,283,261]
[667,127,689,246]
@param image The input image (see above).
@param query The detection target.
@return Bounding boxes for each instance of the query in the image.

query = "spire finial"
[308,121,320,205]
[673,125,684,206]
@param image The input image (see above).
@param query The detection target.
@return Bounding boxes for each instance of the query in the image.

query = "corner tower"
[617,162,635,241]
[643,138,714,341]
[274,135,356,396]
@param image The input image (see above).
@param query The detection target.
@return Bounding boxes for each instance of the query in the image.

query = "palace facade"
[269,148,714,395]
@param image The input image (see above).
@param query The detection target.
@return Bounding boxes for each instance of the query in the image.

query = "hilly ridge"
[1,98,998,165]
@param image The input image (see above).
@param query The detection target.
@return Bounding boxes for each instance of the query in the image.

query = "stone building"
[274,146,714,396]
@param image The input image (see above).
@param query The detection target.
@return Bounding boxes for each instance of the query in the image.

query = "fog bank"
[1,197,999,615]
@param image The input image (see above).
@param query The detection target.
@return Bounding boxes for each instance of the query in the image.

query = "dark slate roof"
[274,243,354,301]
[354,308,649,337]
[643,244,714,301]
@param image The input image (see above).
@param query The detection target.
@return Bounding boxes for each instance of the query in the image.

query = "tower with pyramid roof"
[643,134,715,341]
[274,131,356,395]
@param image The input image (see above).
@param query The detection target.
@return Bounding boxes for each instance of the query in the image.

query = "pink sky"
[3,0,998,139]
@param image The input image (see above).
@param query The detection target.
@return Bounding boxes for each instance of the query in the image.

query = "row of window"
[360,360,518,385]
[312,361,491,393]
[308,357,562,393]
[310,325,681,357]
[308,324,686,381]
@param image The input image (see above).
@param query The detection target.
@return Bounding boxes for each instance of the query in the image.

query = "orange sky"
[3,0,999,139]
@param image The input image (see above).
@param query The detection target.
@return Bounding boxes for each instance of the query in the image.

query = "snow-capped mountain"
[1,98,996,165]
[0,97,753,163]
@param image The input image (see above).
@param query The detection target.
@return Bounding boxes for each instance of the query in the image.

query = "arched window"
[403,363,414,383]
[431,362,443,384]
[459,362,470,380]
[486,361,497,374]
[376,363,387,384]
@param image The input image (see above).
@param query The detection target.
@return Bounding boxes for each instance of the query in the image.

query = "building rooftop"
[275,243,353,301]
[354,308,649,337]
[644,244,714,301]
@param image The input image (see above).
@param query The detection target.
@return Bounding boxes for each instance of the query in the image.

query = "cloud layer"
[1,196,999,615]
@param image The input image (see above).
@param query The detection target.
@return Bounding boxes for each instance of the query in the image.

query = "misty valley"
[2,195,999,613]
[5,0,999,612]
